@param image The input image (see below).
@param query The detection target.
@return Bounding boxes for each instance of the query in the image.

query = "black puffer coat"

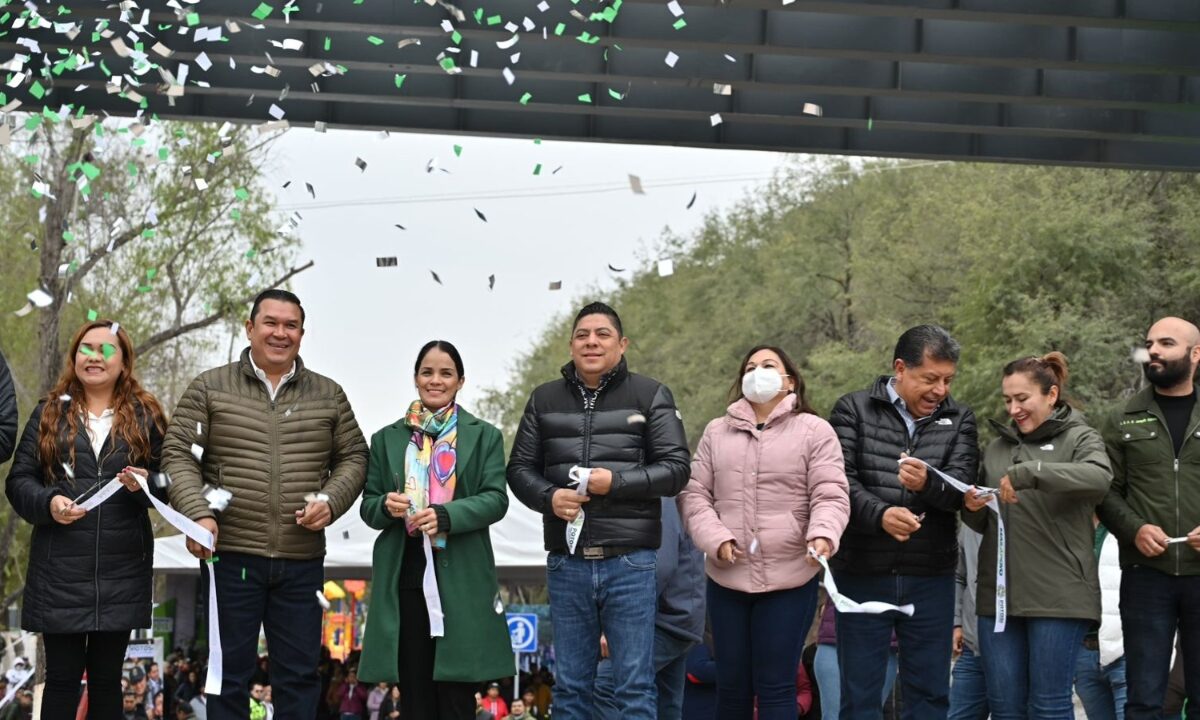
[828,376,979,576]
[0,349,15,464]
[5,400,164,633]
[508,359,691,552]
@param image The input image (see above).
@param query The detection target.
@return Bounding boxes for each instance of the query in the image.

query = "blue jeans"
[205,552,324,720]
[835,573,955,720]
[977,615,1088,720]
[947,646,989,720]
[706,578,820,720]
[1075,647,1127,720]
[1121,565,1200,720]
[547,550,658,720]
[593,628,696,720]
[814,643,897,720]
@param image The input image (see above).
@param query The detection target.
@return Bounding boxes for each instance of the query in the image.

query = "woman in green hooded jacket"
[962,352,1112,720]
[357,340,514,720]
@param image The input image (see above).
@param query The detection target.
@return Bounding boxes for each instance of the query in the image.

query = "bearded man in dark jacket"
[828,325,979,720]
[508,301,690,720]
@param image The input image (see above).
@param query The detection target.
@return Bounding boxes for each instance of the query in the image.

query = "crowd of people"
[2,288,1199,720]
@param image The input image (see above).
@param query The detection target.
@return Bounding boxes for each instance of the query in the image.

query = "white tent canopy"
[154,490,547,582]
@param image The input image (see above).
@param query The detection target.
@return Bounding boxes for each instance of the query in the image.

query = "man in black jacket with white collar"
[508,301,690,720]
[829,325,979,720]
[0,349,17,465]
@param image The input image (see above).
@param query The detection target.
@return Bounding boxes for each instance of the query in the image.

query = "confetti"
[608,264,626,272]
[376,257,398,267]
[664,51,679,68]
[502,67,515,85]
[355,157,367,172]
[549,281,562,290]
[687,191,697,209]
[27,288,53,308]
[802,102,823,117]
[713,83,732,95]
[657,259,675,277]
[87,309,98,321]
[1132,347,1151,364]
[627,413,646,425]
[710,113,723,126]
[474,208,488,222]
[191,443,205,462]
[394,223,407,230]
[430,270,443,285]
[251,3,274,20]
[488,274,496,290]
[204,485,232,511]
[667,0,684,16]
[317,591,331,610]
[306,182,315,198]
[628,175,646,194]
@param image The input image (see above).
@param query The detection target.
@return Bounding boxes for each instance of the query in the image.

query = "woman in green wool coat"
[358,340,515,720]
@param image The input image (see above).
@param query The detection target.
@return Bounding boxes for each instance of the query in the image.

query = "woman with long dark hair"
[678,345,850,720]
[5,320,167,718]
[357,340,514,719]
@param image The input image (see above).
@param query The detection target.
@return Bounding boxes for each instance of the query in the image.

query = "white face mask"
[741,367,785,404]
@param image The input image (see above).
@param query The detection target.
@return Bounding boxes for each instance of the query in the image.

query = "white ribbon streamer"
[565,466,591,554]
[899,457,1007,632]
[421,532,445,637]
[810,549,915,616]
[206,560,223,694]
[75,477,124,511]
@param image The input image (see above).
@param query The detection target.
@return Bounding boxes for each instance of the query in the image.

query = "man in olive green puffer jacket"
[163,289,368,720]
[1098,316,1200,720]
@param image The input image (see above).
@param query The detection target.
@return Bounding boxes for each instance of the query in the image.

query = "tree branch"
[134,260,315,355]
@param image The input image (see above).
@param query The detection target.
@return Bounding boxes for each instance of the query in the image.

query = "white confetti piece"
[724,53,737,62]
[667,0,684,16]
[802,102,823,116]
[627,413,646,425]
[710,113,723,126]
[1132,347,1150,364]
[537,0,549,9]
[657,259,674,277]
[27,288,53,308]
[502,67,515,85]
[497,33,520,49]
[628,174,646,194]
[267,103,285,119]
[713,83,732,95]
[664,51,679,68]
[191,443,204,462]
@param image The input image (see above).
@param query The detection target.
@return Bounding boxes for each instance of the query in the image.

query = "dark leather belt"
[576,545,640,560]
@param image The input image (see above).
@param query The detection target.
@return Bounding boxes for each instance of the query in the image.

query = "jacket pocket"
[546,552,567,572]
[1121,428,1163,466]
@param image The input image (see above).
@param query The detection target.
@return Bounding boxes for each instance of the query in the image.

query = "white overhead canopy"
[154,491,547,582]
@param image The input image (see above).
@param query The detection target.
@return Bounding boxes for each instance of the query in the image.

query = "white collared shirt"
[86,408,114,459]
[248,353,297,402]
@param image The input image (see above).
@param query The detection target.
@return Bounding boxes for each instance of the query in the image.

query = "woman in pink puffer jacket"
[678,345,850,720]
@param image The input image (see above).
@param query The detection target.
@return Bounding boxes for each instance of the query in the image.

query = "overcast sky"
[261,127,788,434]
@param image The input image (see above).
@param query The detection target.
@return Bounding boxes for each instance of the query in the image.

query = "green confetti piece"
[673,18,686,29]
[394,73,406,89]
[519,92,532,105]
[578,32,595,43]
[186,12,199,26]
[367,35,384,45]
[158,147,169,161]
[101,343,116,360]
[57,5,71,15]
[234,187,250,201]
[142,229,156,239]
[231,208,242,220]
[439,56,457,72]
[554,22,566,35]
[29,80,45,99]
[81,163,101,180]
[251,2,274,20]
[533,138,541,144]
[146,268,158,280]
[577,93,592,103]
[242,567,247,579]
[323,37,331,51]
[79,346,97,358]
[487,14,502,25]
[608,88,624,100]
[453,144,463,157]
[451,30,462,45]
[533,163,542,175]
[244,248,258,259]
[136,285,152,293]
[87,309,98,321]
[100,59,111,77]
[867,117,873,131]
[473,7,483,23]
[63,230,76,242]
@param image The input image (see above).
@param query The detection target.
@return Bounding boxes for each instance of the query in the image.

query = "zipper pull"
[1176,458,1180,473]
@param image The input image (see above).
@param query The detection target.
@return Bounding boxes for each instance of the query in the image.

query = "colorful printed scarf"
[403,400,457,550]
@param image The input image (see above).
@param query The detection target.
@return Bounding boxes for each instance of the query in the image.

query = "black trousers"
[42,629,131,720]
[397,590,476,720]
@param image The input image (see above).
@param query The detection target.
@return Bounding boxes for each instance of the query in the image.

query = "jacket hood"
[725,393,797,431]
[988,404,1083,444]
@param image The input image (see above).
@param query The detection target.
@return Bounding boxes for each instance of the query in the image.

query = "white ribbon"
[75,477,124,511]
[421,532,445,637]
[810,549,914,616]
[899,457,1007,632]
[565,466,591,554]
[206,560,223,693]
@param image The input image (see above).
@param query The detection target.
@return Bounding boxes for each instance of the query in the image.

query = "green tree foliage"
[480,159,1200,451]
[0,117,312,611]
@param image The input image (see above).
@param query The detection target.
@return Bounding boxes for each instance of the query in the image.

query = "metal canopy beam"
[12,0,1200,170]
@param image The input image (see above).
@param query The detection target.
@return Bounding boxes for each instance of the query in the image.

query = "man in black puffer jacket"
[828,325,979,720]
[508,301,690,720]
